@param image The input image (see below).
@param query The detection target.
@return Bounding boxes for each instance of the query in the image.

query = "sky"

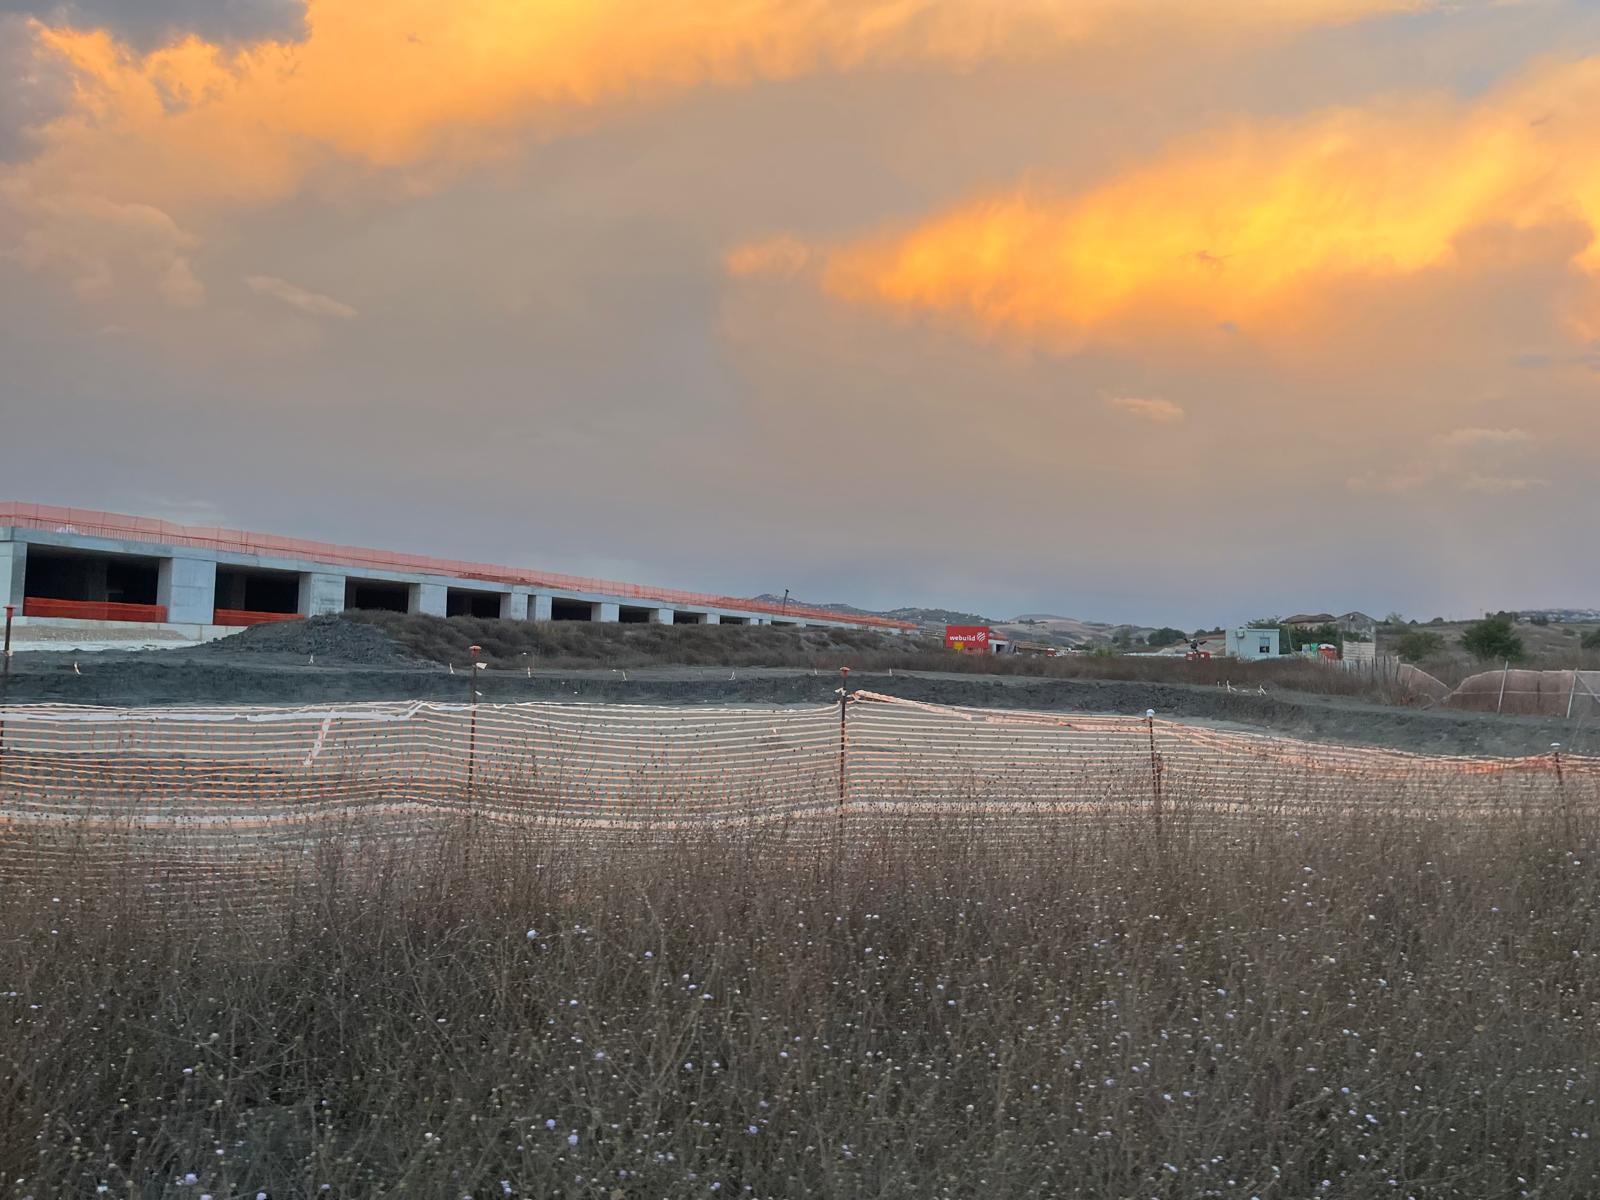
[3,1,1600,627]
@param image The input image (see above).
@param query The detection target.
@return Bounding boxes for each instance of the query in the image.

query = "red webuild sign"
[945,625,991,653]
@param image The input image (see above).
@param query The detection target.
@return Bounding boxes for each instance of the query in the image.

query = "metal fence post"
[0,604,12,780]
[1146,708,1163,839]
[467,644,482,797]
[838,666,851,808]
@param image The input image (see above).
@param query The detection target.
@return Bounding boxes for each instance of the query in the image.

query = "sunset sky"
[4,0,1599,625]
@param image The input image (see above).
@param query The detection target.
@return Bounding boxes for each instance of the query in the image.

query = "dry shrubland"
[344,612,1409,702]
[4,799,1599,1198]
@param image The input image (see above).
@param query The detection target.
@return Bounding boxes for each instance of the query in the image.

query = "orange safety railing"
[22,597,168,623]
[212,609,302,628]
[0,503,917,630]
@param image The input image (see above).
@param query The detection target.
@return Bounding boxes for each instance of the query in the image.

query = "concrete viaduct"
[0,504,913,641]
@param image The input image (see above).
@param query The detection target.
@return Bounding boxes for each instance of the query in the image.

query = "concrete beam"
[502,592,529,620]
[650,608,674,624]
[595,602,620,623]
[0,541,25,611]
[411,582,448,617]
[298,572,346,617]
[158,556,217,625]
[530,594,553,622]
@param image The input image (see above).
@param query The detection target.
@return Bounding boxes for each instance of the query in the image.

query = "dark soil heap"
[184,615,425,666]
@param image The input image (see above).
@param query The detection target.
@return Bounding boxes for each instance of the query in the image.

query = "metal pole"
[1145,708,1163,839]
[467,644,482,796]
[838,666,851,808]
[1553,743,1572,842]
[1496,659,1510,715]
[0,604,12,778]
[1,604,12,706]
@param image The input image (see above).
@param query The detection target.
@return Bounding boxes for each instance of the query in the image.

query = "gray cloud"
[0,15,68,160]
[0,0,306,48]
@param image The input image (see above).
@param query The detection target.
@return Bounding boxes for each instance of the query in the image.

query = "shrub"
[1461,615,1525,663]
[1397,630,1446,662]
[1582,628,1600,651]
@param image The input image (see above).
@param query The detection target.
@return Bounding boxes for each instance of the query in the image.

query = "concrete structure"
[0,503,915,643]
[1225,626,1281,661]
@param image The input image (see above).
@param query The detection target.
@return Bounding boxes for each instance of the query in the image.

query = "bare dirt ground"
[6,645,1590,757]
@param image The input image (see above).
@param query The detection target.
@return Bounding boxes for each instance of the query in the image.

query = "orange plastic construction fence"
[212,609,302,628]
[22,598,169,623]
[0,503,916,630]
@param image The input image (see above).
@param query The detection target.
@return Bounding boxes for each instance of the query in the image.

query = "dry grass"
[4,798,1599,1198]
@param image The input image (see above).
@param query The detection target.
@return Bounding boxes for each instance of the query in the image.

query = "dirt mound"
[343,610,908,668]
[186,616,425,666]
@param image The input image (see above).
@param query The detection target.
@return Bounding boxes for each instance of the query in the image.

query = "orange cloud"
[746,56,1600,350]
[1347,427,1546,494]
[1108,396,1185,423]
[0,0,1438,309]
[15,1,1434,200]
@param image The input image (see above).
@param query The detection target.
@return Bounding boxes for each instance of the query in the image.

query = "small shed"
[1225,626,1281,661]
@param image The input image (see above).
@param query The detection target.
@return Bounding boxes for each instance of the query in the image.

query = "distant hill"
[752,595,998,628]
[752,595,1159,646]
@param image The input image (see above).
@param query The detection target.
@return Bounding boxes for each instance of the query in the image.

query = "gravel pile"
[187,616,426,666]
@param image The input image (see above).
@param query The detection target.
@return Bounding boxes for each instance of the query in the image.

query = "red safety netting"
[0,503,917,630]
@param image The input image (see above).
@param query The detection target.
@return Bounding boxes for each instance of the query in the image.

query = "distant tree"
[1582,629,1600,651]
[1460,615,1525,663]
[1146,627,1186,647]
[1428,616,1446,625]
[1529,613,1550,626]
[1397,630,1446,663]
[1382,611,1407,628]
[1288,623,1343,652]
[1247,617,1281,629]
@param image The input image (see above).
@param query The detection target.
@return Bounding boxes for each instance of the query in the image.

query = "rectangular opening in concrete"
[550,598,595,621]
[22,547,165,621]
[672,611,705,624]
[345,579,410,612]
[720,615,752,625]
[447,588,504,618]
[214,567,299,625]
[617,605,652,624]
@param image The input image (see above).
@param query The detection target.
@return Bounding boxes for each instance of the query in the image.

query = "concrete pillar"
[158,556,217,625]
[411,582,448,616]
[753,617,772,626]
[702,613,721,625]
[0,541,26,611]
[502,592,530,620]
[650,607,674,624]
[594,602,620,623]
[298,572,346,617]
[530,594,553,622]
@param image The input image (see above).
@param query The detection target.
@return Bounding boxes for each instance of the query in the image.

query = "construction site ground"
[3,617,1589,758]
